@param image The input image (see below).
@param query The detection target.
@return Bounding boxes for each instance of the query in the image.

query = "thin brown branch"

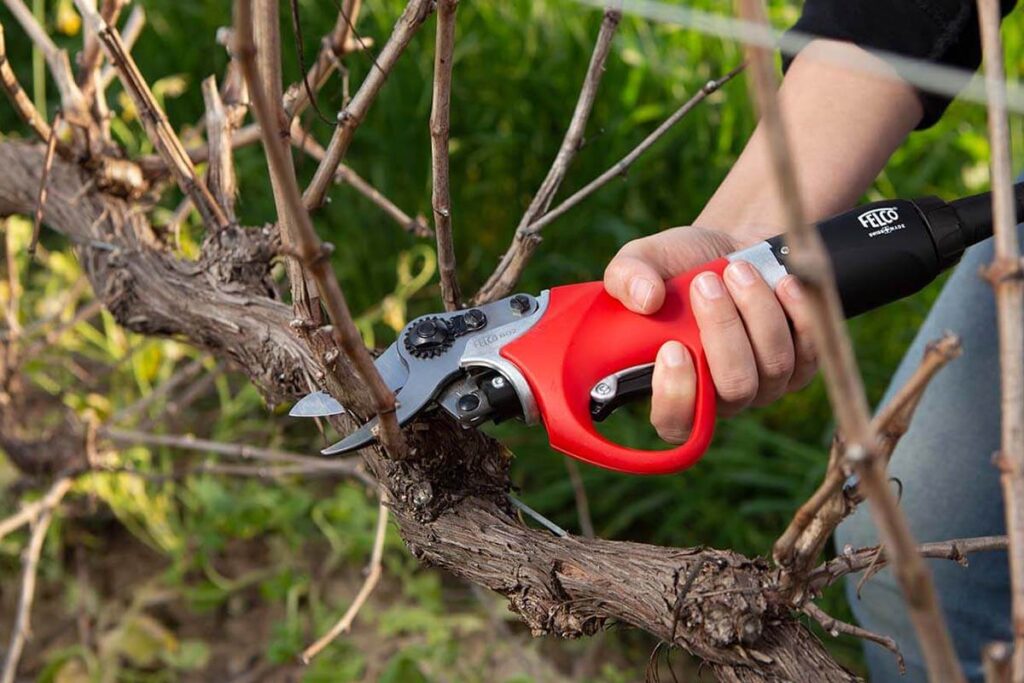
[3,0,86,118]
[73,0,229,231]
[737,1,962,679]
[77,0,124,101]
[302,499,389,663]
[474,5,621,304]
[0,479,67,683]
[253,0,319,317]
[303,0,435,211]
[31,110,61,255]
[475,65,742,304]
[0,476,73,544]
[202,76,239,223]
[809,535,1009,591]
[429,0,461,311]
[97,5,144,93]
[282,0,363,119]
[774,333,962,573]
[99,426,375,486]
[0,22,51,141]
[565,459,595,538]
[802,602,905,674]
[977,0,1024,676]
[292,124,431,236]
[234,0,406,458]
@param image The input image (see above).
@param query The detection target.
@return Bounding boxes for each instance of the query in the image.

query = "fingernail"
[630,277,655,310]
[694,272,725,300]
[781,275,804,301]
[661,341,687,368]
[726,261,757,288]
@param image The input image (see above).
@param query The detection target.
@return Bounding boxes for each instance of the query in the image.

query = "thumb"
[604,227,740,314]
[603,254,666,314]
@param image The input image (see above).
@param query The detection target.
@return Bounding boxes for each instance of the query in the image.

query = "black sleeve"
[782,1,1018,128]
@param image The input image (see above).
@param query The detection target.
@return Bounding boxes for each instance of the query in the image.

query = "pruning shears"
[291,187,1010,475]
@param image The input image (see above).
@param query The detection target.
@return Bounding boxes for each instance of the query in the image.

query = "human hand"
[603,226,816,443]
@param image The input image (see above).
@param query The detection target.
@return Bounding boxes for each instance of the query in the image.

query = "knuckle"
[759,350,795,381]
[705,304,744,331]
[797,339,818,367]
[716,370,758,404]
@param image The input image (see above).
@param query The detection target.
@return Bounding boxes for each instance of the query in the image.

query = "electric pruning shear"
[290,186,1018,475]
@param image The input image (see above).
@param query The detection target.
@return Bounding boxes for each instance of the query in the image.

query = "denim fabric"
[833,223,1020,681]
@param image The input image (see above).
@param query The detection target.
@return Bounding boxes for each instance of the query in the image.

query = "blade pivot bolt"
[464,308,487,330]
[457,393,481,413]
[510,294,531,314]
[405,316,454,358]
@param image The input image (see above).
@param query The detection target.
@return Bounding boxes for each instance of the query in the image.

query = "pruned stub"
[678,559,768,650]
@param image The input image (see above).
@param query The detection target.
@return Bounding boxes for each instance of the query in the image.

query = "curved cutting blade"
[288,343,409,419]
[321,363,458,455]
[289,391,344,417]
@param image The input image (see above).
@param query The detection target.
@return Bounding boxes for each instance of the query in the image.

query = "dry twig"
[283,0,364,119]
[429,0,461,310]
[0,22,51,141]
[802,602,905,673]
[73,0,229,231]
[292,125,431,236]
[809,535,1009,592]
[303,0,435,211]
[97,5,144,93]
[774,333,962,576]
[99,427,373,485]
[0,478,70,683]
[976,0,1024,676]
[3,0,86,118]
[30,110,61,255]
[78,0,124,101]
[234,0,406,458]
[0,476,73,544]
[202,76,239,222]
[474,5,621,303]
[476,64,741,303]
[737,0,962,678]
[302,499,389,663]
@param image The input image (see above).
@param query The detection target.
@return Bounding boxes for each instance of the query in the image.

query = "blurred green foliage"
[2,0,1023,679]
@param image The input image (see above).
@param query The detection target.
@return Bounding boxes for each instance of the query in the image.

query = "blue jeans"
[834,225,1017,680]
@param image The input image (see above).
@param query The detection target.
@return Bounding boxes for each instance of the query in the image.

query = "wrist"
[693,202,784,247]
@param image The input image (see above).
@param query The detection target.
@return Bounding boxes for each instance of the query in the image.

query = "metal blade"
[289,391,345,418]
[321,367,455,455]
[375,343,408,393]
[288,343,406,420]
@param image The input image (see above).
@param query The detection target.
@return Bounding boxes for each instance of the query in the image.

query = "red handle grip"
[499,258,728,475]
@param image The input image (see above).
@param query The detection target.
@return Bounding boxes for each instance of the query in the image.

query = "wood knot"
[980,257,1024,286]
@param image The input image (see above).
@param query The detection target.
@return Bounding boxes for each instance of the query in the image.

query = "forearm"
[695,40,923,245]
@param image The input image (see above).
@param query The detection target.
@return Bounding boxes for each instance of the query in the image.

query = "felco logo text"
[857,207,900,229]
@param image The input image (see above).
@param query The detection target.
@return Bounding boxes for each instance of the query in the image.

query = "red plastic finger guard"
[500,258,728,475]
